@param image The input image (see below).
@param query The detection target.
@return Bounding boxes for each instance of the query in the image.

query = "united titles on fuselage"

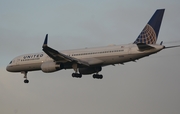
[22,54,44,61]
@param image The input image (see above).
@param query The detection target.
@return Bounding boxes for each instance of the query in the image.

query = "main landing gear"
[72,63,82,78]
[72,73,103,79]
[71,63,103,79]
[93,74,103,79]
[72,73,82,78]
[21,71,29,83]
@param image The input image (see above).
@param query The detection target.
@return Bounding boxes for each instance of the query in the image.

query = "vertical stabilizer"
[134,9,165,44]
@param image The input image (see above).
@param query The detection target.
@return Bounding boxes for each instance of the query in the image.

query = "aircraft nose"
[6,65,12,72]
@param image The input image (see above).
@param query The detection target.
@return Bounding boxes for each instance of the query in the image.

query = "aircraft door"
[128,46,132,54]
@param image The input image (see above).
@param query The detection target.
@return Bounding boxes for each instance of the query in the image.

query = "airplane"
[6,9,180,83]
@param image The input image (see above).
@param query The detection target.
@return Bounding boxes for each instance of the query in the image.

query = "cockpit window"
[9,61,12,64]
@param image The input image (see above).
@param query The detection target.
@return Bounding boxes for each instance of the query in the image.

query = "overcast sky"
[1,0,180,114]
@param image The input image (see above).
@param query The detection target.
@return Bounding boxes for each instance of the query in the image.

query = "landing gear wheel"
[93,74,103,79]
[21,71,29,83]
[24,79,29,83]
[72,73,82,78]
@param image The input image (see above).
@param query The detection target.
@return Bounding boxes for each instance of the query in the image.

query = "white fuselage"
[6,44,164,73]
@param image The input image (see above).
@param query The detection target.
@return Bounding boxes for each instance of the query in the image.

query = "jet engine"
[41,61,62,73]
[79,67,102,75]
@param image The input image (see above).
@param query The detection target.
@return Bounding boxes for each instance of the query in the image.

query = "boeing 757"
[6,9,180,83]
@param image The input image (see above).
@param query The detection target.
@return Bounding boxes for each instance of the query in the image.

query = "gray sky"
[1,0,180,114]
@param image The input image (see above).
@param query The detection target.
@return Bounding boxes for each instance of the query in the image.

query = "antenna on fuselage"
[160,41,163,45]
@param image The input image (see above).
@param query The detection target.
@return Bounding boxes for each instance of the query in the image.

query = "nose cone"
[6,65,12,72]
[6,65,10,72]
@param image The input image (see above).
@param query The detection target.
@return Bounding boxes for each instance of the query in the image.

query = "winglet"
[43,34,48,48]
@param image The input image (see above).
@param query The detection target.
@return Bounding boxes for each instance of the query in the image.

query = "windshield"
[9,61,12,64]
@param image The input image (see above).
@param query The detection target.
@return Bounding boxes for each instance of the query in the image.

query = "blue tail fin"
[134,9,165,44]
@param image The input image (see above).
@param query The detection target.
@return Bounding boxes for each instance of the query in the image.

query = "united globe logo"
[135,24,156,44]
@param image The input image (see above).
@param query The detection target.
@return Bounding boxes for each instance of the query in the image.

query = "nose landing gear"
[21,71,29,83]
[24,79,29,83]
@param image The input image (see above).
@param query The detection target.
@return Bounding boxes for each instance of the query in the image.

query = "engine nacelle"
[79,67,102,75]
[41,61,61,73]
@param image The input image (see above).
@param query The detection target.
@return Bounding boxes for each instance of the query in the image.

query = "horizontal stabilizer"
[164,45,180,49]
[137,43,155,51]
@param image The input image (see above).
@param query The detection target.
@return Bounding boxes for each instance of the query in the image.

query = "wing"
[42,34,90,66]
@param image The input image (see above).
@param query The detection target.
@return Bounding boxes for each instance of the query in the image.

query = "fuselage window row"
[71,50,124,56]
